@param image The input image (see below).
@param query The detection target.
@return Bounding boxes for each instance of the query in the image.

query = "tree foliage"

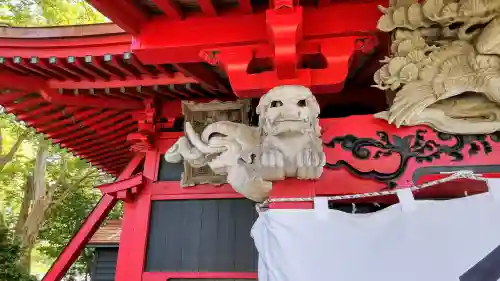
[0,112,122,279]
[0,213,36,281]
[0,0,108,26]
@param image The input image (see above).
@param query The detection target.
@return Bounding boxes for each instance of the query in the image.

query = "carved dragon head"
[256,85,321,136]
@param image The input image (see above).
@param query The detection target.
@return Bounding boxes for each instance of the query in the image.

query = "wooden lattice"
[180,99,250,187]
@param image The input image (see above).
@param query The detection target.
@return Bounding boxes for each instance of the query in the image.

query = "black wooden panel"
[90,248,118,281]
[146,199,258,272]
[158,154,184,181]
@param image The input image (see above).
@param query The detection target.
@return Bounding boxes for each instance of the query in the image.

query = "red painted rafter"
[197,0,218,16]
[40,88,144,110]
[88,148,132,164]
[17,104,55,119]
[90,150,133,167]
[71,134,129,156]
[82,143,131,160]
[47,118,134,153]
[23,107,82,131]
[173,63,229,94]
[51,114,135,144]
[47,73,196,89]
[21,107,64,125]
[151,0,184,20]
[0,72,45,91]
[238,0,253,13]
[0,90,29,104]
[101,55,137,78]
[85,0,148,34]
[57,127,136,152]
[40,109,113,133]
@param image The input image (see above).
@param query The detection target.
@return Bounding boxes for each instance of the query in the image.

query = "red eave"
[0,0,387,174]
[0,23,232,175]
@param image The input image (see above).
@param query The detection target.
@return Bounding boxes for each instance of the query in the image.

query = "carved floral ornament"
[373,0,500,134]
[165,85,325,202]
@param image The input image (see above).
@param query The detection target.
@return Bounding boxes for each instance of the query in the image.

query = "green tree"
[0,112,122,278]
[0,213,35,281]
[0,0,108,26]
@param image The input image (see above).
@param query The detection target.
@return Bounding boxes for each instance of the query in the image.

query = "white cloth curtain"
[251,179,500,281]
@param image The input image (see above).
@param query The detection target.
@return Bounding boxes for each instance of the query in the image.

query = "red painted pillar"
[115,149,158,281]
[114,184,153,281]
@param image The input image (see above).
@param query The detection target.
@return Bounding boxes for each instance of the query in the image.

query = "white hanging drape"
[251,179,500,281]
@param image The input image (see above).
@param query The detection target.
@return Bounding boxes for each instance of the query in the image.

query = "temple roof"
[0,0,386,175]
[88,220,121,246]
[0,23,232,175]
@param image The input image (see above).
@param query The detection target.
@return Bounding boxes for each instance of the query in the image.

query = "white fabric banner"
[252,181,500,281]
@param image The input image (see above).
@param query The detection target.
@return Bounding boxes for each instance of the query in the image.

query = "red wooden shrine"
[1,0,500,280]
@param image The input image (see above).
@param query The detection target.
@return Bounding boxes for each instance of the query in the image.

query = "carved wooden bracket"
[127,99,157,152]
[180,99,251,187]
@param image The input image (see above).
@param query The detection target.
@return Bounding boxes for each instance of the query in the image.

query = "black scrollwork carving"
[324,130,500,189]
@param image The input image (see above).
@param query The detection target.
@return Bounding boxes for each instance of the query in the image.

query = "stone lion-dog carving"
[164,85,325,202]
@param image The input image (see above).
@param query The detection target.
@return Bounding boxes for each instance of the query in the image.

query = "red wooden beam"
[97,173,144,195]
[40,88,144,110]
[173,63,229,94]
[0,35,132,59]
[85,0,148,34]
[151,0,184,20]
[118,153,145,180]
[133,0,384,63]
[42,194,117,281]
[197,0,218,16]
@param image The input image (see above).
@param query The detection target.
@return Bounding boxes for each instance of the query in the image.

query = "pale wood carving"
[165,86,325,202]
[174,99,251,187]
[374,0,500,134]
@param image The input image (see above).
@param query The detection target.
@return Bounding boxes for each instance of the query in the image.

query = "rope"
[256,170,487,212]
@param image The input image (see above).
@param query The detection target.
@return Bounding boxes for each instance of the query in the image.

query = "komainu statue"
[373,0,500,134]
[164,85,325,202]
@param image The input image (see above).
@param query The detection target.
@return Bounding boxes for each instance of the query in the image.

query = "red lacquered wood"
[42,194,117,281]
[115,184,152,281]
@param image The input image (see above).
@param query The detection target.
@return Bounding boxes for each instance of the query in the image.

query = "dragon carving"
[164,85,325,202]
[373,0,500,134]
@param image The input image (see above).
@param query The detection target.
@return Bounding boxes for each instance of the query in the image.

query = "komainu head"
[256,85,321,136]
